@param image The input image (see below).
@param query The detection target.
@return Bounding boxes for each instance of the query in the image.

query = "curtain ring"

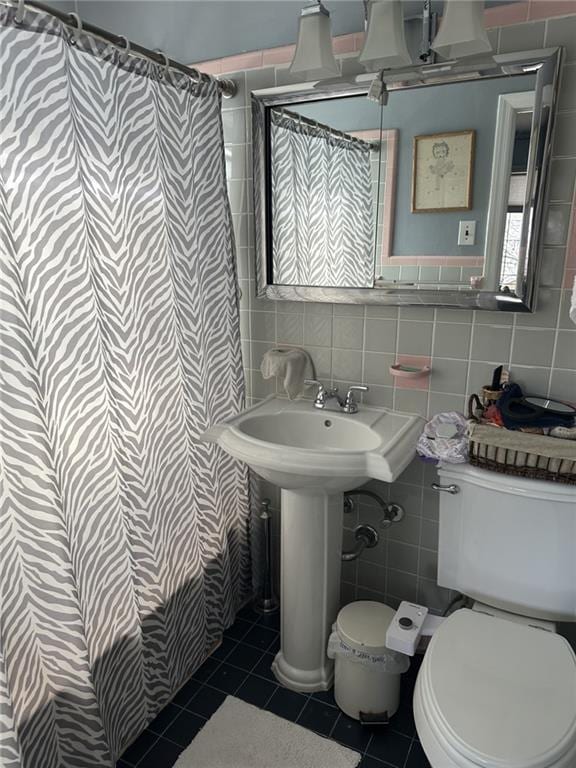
[156,50,170,79]
[118,34,130,63]
[68,12,83,45]
[14,0,25,24]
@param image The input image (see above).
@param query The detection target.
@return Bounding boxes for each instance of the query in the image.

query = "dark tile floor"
[118,605,430,768]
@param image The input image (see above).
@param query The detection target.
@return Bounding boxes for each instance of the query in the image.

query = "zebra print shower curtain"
[271,109,375,288]
[0,7,250,768]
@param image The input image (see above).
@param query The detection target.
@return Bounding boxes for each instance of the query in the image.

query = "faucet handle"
[343,385,369,414]
[305,379,328,407]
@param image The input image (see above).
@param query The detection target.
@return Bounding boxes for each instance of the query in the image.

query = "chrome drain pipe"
[342,524,379,562]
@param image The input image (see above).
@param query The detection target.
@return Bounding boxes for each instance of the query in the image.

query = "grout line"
[131,732,162,768]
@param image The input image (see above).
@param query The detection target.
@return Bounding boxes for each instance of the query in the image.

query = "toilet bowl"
[413,609,576,768]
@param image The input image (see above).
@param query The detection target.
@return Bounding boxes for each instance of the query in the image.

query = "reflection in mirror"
[376,72,536,292]
[485,89,534,294]
[270,98,382,287]
[253,48,562,311]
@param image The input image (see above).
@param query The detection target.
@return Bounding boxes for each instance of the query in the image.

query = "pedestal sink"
[202,396,424,692]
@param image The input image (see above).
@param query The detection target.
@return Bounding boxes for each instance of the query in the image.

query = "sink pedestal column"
[272,489,343,692]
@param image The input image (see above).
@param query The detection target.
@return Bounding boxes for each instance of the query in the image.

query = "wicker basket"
[468,423,576,486]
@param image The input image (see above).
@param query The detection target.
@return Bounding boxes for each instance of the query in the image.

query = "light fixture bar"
[289,1,340,81]
[359,0,412,71]
[431,0,492,59]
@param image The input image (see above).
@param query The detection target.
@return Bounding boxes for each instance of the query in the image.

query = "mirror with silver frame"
[252,47,562,312]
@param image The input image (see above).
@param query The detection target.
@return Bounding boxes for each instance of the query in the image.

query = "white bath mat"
[173,695,361,768]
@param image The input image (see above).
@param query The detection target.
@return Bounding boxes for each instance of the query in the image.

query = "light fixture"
[289,2,340,81]
[359,0,411,71]
[431,0,492,59]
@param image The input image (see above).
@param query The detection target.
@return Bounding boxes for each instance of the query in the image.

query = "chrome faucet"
[305,380,369,414]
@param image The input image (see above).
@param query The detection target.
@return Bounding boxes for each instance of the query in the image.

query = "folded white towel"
[261,347,316,400]
[570,275,576,325]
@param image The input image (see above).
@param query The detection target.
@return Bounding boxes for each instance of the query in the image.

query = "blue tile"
[366,729,412,767]
[242,624,278,652]
[187,685,227,718]
[331,713,371,752]
[206,662,248,694]
[191,656,221,684]
[147,702,182,736]
[224,618,253,642]
[225,642,263,672]
[405,741,432,768]
[311,688,337,708]
[211,636,238,662]
[252,652,276,682]
[115,761,132,768]
[389,700,416,738]
[119,729,158,765]
[267,634,281,654]
[359,757,391,768]
[236,675,277,708]
[137,736,184,768]
[258,612,280,631]
[172,678,202,708]
[162,710,206,749]
[265,687,308,722]
[236,604,261,623]
[297,699,340,737]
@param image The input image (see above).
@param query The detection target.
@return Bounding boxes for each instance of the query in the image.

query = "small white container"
[330,601,409,722]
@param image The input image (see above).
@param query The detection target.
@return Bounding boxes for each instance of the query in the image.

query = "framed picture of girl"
[411,130,475,213]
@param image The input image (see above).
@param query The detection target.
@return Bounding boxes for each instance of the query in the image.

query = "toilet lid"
[422,609,576,768]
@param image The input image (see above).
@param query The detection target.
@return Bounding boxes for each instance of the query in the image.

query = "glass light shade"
[289,3,340,81]
[359,0,411,71]
[432,0,492,59]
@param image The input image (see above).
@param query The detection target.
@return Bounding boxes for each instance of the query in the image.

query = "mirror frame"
[252,47,562,312]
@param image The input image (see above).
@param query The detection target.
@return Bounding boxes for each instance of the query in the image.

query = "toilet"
[413,463,576,768]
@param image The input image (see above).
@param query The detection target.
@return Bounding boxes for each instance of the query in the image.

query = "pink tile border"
[528,0,576,20]
[332,33,357,56]
[484,1,529,27]
[394,356,432,391]
[380,130,398,263]
[192,2,576,76]
[387,256,485,267]
[262,45,294,67]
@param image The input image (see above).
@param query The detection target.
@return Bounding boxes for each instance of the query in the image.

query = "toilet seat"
[414,609,576,768]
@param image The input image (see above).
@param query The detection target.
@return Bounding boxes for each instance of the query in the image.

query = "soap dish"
[390,364,431,380]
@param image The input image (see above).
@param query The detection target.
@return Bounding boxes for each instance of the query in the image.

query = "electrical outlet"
[458,220,476,246]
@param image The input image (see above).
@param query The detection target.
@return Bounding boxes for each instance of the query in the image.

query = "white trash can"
[327,601,410,722]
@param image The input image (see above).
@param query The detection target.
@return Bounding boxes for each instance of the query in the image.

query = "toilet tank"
[436,463,576,622]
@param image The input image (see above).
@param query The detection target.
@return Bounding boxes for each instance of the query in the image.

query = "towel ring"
[118,34,130,63]
[14,0,25,24]
[68,12,83,45]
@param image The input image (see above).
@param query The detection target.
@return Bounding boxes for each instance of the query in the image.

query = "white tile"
[471,325,512,362]
[304,315,332,347]
[332,349,363,383]
[511,328,555,367]
[365,319,398,353]
[398,321,433,356]
[433,323,471,359]
[333,316,364,349]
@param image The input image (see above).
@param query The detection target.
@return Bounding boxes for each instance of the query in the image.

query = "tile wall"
[208,9,576,614]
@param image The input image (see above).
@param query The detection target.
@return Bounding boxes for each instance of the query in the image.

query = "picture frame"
[411,130,476,213]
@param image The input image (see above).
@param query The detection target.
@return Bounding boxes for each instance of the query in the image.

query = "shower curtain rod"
[273,107,379,151]
[2,0,238,98]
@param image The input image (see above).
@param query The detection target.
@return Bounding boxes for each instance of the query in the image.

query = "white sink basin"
[203,396,424,491]
[202,395,424,693]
